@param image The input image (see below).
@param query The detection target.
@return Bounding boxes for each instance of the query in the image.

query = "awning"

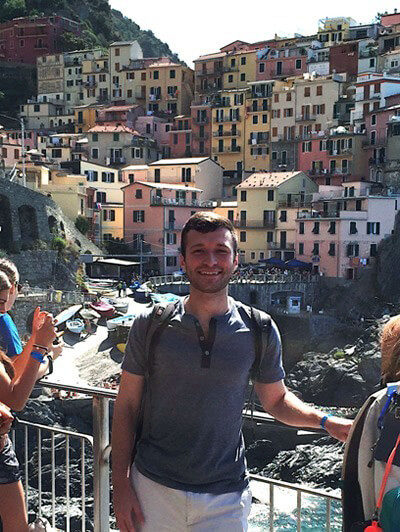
[95,258,139,266]
[285,259,312,270]
[260,258,286,268]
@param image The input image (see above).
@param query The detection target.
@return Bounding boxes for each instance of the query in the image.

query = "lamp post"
[0,113,26,187]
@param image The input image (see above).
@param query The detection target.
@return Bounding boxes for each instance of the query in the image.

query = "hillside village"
[1,12,400,278]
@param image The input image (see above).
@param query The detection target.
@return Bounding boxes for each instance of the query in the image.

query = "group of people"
[1,211,400,530]
[0,258,63,531]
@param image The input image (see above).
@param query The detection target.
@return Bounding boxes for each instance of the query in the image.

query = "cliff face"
[375,211,400,302]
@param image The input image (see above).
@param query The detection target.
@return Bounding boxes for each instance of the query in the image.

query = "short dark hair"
[180,212,238,257]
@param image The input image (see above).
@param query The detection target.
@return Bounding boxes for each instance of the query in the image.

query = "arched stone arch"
[0,195,13,251]
[18,205,38,248]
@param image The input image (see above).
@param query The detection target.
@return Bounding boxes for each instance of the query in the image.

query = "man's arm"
[111,370,145,532]
[255,380,353,442]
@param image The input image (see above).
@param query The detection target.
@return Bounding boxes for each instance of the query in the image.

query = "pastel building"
[169,116,192,158]
[295,181,400,278]
[236,171,317,263]
[190,104,212,157]
[123,181,214,274]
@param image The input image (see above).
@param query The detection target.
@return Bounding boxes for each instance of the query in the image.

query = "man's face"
[180,228,238,294]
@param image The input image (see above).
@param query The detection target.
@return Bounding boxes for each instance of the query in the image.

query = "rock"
[358,353,381,384]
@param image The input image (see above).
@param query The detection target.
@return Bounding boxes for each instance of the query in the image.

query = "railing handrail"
[250,473,341,501]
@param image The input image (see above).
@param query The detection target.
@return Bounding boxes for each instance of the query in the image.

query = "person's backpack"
[132,300,272,459]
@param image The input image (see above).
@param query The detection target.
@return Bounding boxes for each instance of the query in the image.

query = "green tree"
[75,215,90,235]
[0,0,27,22]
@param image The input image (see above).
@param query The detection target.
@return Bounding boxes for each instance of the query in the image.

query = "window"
[113,133,119,142]
[34,104,40,112]
[349,221,358,234]
[299,243,304,255]
[51,148,62,158]
[166,233,177,245]
[91,148,99,159]
[115,48,120,56]
[241,56,246,65]
[240,190,247,201]
[280,210,287,222]
[250,252,256,260]
[96,191,106,203]
[274,94,279,103]
[154,169,161,182]
[328,221,336,234]
[346,243,359,257]
[181,167,191,182]
[170,69,176,78]
[299,221,305,234]
[259,63,265,73]
[240,231,246,242]
[102,172,115,183]
[316,85,323,96]
[228,74,233,83]
[312,221,320,234]
[153,70,159,80]
[328,243,335,256]
[272,127,278,137]
[135,189,142,199]
[92,133,98,142]
[267,190,274,201]
[370,243,377,257]
[304,87,311,97]
[252,115,258,124]
[133,210,145,222]
[367,222,380,235]
[240,73,246,81]
[103,209,115,222]
[266,231,273,242]
[302,141,312,153]
[312,243,319,255]
[295,59,302,69]
[262,114,268,123]
[166,256,177,267]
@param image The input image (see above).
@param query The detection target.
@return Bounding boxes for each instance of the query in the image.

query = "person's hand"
[35,314,57,349]
[0,403,13,435]
[113,478,144,531]
[325,416,353,442]
[51,342,64,361]
[31,307,48,336]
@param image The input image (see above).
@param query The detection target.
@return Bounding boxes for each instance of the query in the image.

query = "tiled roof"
[149,157,210,166]
[237,171,304,189]
[194,51,227,62]
[103,105,140,112]
[136,181,203,192]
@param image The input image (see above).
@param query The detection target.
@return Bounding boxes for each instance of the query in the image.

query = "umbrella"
[285,259,312,270]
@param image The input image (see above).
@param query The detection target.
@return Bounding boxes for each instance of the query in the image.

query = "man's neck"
[185,288,230,322]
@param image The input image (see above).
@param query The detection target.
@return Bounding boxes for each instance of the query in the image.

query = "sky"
[109,0,400,66]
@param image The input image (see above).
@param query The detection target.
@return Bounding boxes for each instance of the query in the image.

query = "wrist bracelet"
[33,344,49,354]
[320,414,332,430]
[30,351,46,364]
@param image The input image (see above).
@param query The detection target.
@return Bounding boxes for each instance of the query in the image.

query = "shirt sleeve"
[121,308,153,375]
[256,319,285,384]
[0,314,23,358]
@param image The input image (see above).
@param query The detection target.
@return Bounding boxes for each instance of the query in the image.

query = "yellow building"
[211,88,248,175]
[317,17,357,47]
[244,81,274,173]
[74,104,104,133]
[100,203,124,240]
[222,50,257,90]
[38,171,89,222]
[236,171,317,263]
[146,59,194,117]
[81,52,110,106]
[213,199,237,221]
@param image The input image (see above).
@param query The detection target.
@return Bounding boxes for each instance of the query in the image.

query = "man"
[112,212,352,531]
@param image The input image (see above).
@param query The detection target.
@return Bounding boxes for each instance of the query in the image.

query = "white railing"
[12,382,340,531]
[149,273,315,286]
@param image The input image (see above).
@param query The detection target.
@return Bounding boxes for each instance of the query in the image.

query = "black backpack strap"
[249,306,271,382]
[144,300,180,377]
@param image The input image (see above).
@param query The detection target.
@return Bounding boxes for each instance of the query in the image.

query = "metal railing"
[12,380,336,531]
[150,273,315,286]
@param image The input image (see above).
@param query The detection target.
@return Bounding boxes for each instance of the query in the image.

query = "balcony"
[328,147,353,156]
[295,114,316,122]
[193,116,209,124]
[148,94,162,101]
[223,66,239,73]
[308,168,329,176]
[151,197,214,208]
[248,137,269,145]
[167,93,178,100]
[84,80,97,88]
[192,132,210,140]
[213,130,241,137]
[213,115,240,123]
[369,157,386,165]
[267,242,295,250]
[212,100,232,108]
[246,103,269,113]
[212,146,241,154]
[234,219,276,229]
[250,91,271,99]
[109,156,126,165]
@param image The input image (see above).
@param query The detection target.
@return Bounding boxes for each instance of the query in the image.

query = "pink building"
[257,47,307,81]
[3,129,38,151]
[295,181,400,279]
[0,133,21,168]
[298,136,330,182]
[123,181,214,274]
[169,116,192,158]
[0,16,81,64]
[96,104,144,128]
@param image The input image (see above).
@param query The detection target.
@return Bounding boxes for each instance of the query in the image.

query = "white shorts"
[131,465,252,531]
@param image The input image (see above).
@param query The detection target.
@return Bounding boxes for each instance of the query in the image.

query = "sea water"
[248,480,342,531]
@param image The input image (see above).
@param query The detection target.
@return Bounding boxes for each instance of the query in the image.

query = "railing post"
[93,396,110,532]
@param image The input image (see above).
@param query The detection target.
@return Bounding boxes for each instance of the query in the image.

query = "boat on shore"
[66,319,85,335]
[90,300,115,319]
[55,305,83,330]
[106,314,135,331]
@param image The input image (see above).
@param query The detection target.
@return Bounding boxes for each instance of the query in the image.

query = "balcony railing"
[109,156,126,164]
[267,242,295,250]
[213,130,241,137]
[192,132,210,140]
[213,115,241,123]
[248,137,269,145]
[198,68,223,76]
[250,91,271,99]
[223,66,239,73]
[234,219,276,229]
[212,146,241,153]
[151,197,214,208]
[212,100,231,108]
[295,114,317,122]
[246,104,269,112]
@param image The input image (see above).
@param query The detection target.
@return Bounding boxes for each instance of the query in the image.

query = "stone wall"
[0,178,100,255]
[11,250,58,287]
